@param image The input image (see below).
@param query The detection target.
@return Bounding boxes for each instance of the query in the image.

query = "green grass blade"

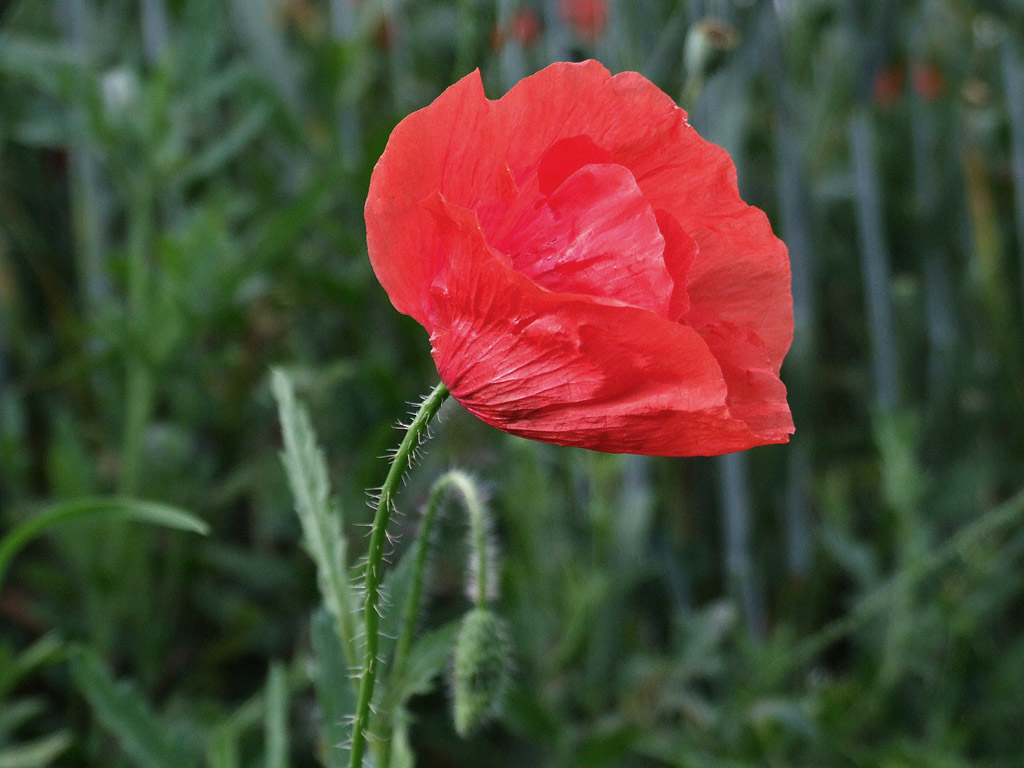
[0,731,73,768]
[0,632,65,702]
[0,498,209,591]
[264,663,289,768]
[69,647,195,768]
[0,699,47,744]
[205,726,240,768]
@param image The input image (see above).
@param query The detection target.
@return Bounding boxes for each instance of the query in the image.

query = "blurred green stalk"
[1002,38,1024,317]
[908,36,956,399]
[542,0,570,64]
[775,85,814,578]
[330,0,362,171]
[717,452,765,637]
[140,0,170,64]
[454,0,477,78]
[850,110,900,412]
[59,0,109,314]
[119,178,155,497]
[496,0,526,91]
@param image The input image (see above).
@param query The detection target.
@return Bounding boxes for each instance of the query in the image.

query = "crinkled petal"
[366,61,691,323]
[698,322,794,441]
[491,163,674,316]
[496,60,792,370]
[365,71,517,325]
[654,209,697,321]
[424,195,783,456]
[537,135,614,195]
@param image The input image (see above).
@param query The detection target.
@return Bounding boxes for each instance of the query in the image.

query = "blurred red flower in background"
[365,61,793,456]
[912,62,945,101]
[559,0,607,41]
[873,64,905,108]
[493,8,542,50]
[510,8,542,47]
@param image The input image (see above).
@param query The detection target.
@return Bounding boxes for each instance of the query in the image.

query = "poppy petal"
[537,135,614,195]
[490,163,675,317]
[495,61,792,369]
[698,322,794,440]
[424,195,784,456]
[654,209,698,321]
[365,70,517,325]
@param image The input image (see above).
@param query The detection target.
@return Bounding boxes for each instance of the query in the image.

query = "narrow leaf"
[0,699,47,744]
[0,499,208,590]
[310,610,353,768]
[264,663,289,768]
[0,732,73,768]
[69,647,194,768]
[205,726,240,768]
[174,104,272,188]
[271,370,359,669]
[0,632,64,702]
[385,622,459,710]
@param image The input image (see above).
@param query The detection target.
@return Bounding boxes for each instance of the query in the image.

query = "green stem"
[119,177,154,496]
[348,382,449,768]
[378,469,489,768]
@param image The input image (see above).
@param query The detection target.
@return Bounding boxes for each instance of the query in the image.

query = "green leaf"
[0,732,73,768]
[384,622,459,710]
[264,663,289,768]
[0,498,208,591]
[205,726,239,768]
[0,633,65,703]
[69,647,195,768]
[309,610,353,768]
[271,370,360,669]
[389,715,415,768]
[174,104,272,188]
[0,34,79,97]
[0,699,47,744]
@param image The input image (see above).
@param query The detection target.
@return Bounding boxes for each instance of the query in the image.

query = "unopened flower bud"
[684,18,740,84]
[101,67,140,120]
[452,608,511,736]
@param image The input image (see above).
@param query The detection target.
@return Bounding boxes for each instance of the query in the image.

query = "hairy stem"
[378,469,489,768]
[348,382,449,768]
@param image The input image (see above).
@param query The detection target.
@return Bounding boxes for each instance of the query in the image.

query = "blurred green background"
[2,0,1024,766]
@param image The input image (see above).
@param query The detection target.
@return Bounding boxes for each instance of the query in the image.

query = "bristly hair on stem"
[347,381,449,768]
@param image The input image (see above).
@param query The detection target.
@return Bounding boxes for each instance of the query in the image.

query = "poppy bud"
[684,18,740,84]
[101,67,140,121]
[452,607,511,736]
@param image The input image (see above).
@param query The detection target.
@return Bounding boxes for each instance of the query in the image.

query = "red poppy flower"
[365,61,793,456]
[911,62,945,102]
[559,0,607,41]
[510,8,542,48]
[872,65,905,109]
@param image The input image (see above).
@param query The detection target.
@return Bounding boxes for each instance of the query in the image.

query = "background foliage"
[2,0,1024,765]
